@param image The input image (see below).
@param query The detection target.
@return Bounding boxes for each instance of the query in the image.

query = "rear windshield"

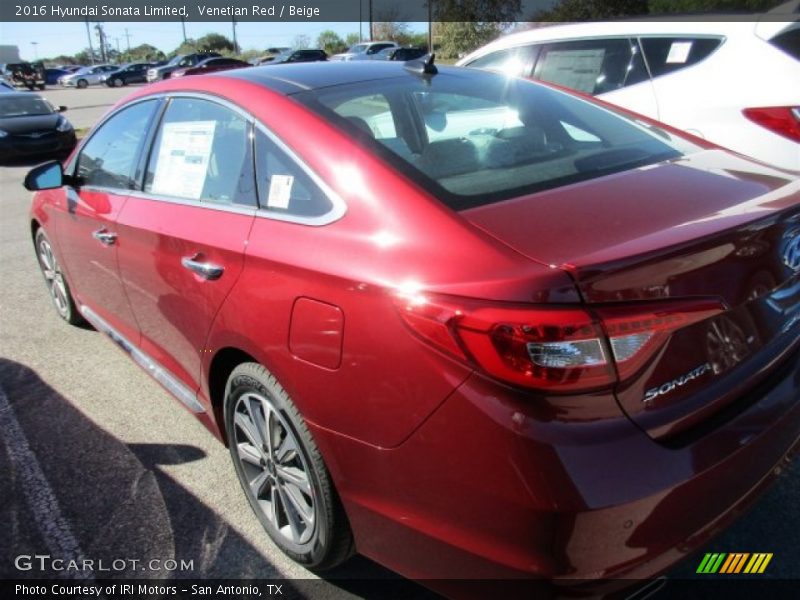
[297,69,700,209]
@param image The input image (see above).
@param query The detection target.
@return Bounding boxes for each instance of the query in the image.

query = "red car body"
[28,63,800,593]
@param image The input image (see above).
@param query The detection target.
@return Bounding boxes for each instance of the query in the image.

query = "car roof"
[459,20,764,63]
[223,61,440,94]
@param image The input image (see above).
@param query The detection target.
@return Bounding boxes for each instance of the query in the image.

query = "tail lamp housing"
[395,293,723,393]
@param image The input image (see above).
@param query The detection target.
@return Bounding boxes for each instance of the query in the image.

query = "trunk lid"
[464,150,800,441]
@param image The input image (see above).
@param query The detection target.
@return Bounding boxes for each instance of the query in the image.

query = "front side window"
[639,37,723,78]
[254,129,333,219]
[533,38,648,95]
[145,97,256,206]
[76,100,157,189]
[300,71,700,209]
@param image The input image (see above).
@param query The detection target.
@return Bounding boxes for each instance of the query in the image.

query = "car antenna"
[404,53,438,77]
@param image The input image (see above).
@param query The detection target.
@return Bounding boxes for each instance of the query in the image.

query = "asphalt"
[0,84,797,598]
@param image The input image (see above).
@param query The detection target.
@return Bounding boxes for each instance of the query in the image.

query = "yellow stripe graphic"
[758,553,773,574]
[744,554,759,573]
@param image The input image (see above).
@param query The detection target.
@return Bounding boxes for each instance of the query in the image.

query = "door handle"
[92,228,117,246]
[181,254,224,281]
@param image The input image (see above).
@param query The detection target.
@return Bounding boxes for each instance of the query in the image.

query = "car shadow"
[0,358,438,597]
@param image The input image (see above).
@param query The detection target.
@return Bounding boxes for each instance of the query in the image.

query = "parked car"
[171,57,250,78]
[0,78,14,92]
[330,41,398,61]
[259,49,327,65]
[100,63,150,87]
[147,52,222,82]
[458,21,800,171]
[60,64,118,88]
[1,62,46,90]
[374,47,428,61]
[23,62,800,595]
[0,92,75,160]
[45,68,71,86]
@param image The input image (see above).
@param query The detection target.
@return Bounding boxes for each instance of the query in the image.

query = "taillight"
[395,292,724,394]
[742,107,800,143]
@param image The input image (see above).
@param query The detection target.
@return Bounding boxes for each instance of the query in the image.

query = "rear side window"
[467,46,537,78]
[254,129,334,219]
[144,97,256,206]
[76,100,157,189]
[769,27,800,61]
[639,37,723,77]
[533,38,648,95]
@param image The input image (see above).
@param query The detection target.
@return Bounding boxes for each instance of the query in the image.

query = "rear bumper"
[313,344,800,583]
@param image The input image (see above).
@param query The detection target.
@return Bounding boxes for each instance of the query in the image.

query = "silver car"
[60,65,117,88]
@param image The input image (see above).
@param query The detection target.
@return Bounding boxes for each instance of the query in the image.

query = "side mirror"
[58,105,67,113]
[24,161,64,191]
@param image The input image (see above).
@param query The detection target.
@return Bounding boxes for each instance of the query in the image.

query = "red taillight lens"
[742,106,800,143]
[395,292,725,394]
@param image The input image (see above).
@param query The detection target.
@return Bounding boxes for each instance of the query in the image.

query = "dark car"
[147,52,222,82]
[262,49,327,64]
[0,92,75,161]
[44,68,71,85]
[23,63,800,595]
[102,63,150,87]
[375,47,428,61]
[2,62,46,90]
[171,57,250,78]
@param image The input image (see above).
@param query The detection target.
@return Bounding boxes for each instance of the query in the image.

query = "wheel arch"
[207,346,258,446]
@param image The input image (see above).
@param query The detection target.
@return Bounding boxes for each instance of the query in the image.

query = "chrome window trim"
[70,90,346,227]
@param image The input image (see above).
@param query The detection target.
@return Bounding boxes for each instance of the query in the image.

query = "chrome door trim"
[80,304,206,414]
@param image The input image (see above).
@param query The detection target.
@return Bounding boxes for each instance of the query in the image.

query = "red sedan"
[170,56,250,78]
[24,60,800,594]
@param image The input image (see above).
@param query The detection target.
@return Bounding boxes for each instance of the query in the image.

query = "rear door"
[54,98,160,344]
[115,96,257,393]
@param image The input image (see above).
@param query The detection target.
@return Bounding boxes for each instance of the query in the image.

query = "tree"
[434,22,508,59]
[172,39,198,56]
[317,30,345,54]
[372,21,410,42]
[432,0,522,59]
[345,33,361,47]
[195,33,235,53]
[648,0,779,12]
[124,44,165,63]
[530,0,648,20]
[293,34,311,49]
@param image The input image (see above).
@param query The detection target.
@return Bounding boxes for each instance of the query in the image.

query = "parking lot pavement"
[0,87,797,596]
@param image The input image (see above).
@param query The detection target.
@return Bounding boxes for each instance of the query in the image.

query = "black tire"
[224,362,354,571]
[113,77,124,87]
[77,79,88,89]
[34,228,85,326]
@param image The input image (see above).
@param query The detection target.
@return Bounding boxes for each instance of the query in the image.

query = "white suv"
[330,41,399,61]
[458,21,800,170]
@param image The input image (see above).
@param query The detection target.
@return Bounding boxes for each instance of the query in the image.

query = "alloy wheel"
[232,391,316,545]
[37,235,70,319]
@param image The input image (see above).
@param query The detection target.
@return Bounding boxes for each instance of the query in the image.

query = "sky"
[0,21,429,61]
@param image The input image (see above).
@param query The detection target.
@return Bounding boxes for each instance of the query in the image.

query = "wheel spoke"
[278,477,314,528]
[246,395,274,460]
[237,442,263,467]
[234,411,266,459]
[248,469,270,499]
[276,464,312,496]
[275,432,298,465]
[276,484,304,542]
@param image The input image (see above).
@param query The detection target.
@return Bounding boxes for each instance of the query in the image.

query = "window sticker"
[538,49,606,94]
[267,174,294,209]
[150,120,216,200]
[666,41,693,64]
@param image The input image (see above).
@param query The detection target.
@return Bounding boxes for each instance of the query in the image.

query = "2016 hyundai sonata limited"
[24,60,800,593]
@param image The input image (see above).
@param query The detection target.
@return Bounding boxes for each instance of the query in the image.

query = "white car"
[330,41,398,61]
[59,65,117,88]
[458,21,800,170]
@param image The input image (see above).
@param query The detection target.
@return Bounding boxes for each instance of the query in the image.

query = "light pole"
[30,41,38,61]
